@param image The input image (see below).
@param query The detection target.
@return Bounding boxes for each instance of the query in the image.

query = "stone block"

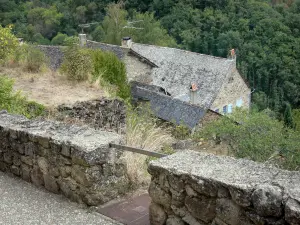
[31,166,44,186]
[186,185,198,197]
[21,156,33,166]
[3,152,13,164]
[71,165,91,187]
[189,179,218,197]
[182,212,207,225]
[185,195,216,223]
[37,136,50,148]
[21,164,31,182]
[59,178,81,203]
[149,203,167,225]
[285,198,300,225]
[216,198,241,225]
[49,167,60,178]
[229,185,252,207]
[170,188,186,207]
[218,186,230,198]
[0,162,8,172]
[59,155,72,165]
[13,153,21,166]
[24,142,36,156]
[166,216,185,225]
[168,175,184,192]
[49,140,61,153]
[61,144,70,157]
[251,185,283,217]
[59,166,71,178]
[11,165,20,176]
[44,174,59,194]
[149,181,172,209]
[37,157,49,173]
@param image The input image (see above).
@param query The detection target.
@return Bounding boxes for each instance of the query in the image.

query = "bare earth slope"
[3,68,104,107]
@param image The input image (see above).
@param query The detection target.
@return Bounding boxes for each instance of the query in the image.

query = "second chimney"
[121,37,132,48]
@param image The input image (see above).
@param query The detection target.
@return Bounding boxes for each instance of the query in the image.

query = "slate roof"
[131,43,236,109]
[86,40,125,59]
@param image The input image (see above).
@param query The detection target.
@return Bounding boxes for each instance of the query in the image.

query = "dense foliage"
[0,25,18,62]
[196,109,300,170]
[0,76,45,118]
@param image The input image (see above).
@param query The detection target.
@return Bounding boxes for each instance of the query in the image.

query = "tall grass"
[0,76,45,118]
[122,104,173,187]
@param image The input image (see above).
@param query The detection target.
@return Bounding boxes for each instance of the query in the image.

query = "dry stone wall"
[0,111,129,206]
[148,150,300,225]
[56,98,126,133]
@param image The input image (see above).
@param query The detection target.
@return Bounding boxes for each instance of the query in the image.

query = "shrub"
[23,45,48,72]
[91,49,130,99]
[60,45,93,81]
[172,121,191,140]
[51,32,68,45]
[0,25,18,63]
[0,76,45,118]
[195,109,300,170]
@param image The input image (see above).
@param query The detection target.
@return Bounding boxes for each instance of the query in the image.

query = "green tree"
[27,6,63,39]
[0,25,18,62]
[283,103,294,128]
[51,32,68,45]
[102,2,128,45]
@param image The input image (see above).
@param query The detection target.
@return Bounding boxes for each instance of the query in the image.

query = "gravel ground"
[0,172,121,225]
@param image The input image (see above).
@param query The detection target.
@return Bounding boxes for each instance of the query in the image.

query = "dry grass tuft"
[122,105,173,187]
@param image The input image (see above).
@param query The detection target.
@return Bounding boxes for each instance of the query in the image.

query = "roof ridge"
[132,42,232,61]
[86,40,125,49]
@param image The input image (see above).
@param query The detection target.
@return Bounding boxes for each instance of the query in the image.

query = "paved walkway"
[97,192,151,225]
[0,172,121,225]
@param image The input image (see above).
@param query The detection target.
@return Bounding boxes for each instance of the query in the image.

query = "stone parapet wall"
[148,150,300,225]
[0,111,129,206]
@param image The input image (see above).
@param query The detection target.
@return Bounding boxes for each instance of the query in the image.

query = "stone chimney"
[79,33,87,47]
[189,83,198,104]
[121,37,132,48]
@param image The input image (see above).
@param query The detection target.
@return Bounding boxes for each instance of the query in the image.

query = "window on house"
[236,99,243,107]
[228,104,232,114]
[223,105,227,114]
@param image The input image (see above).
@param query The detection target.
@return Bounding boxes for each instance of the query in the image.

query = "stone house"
[41,35,251,127]
[87,37,251,117]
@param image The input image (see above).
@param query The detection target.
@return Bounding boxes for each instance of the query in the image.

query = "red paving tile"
[97,193,151,225]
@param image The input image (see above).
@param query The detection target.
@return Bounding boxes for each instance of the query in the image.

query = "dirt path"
[3,68,105,107]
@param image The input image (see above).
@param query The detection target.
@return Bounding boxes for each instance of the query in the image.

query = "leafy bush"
[91,49,130,100]
[60,45,93,81]
[23,45,48,72]
[0,25,18,63]
[60,46,131,99]
[0,76,45,118]
[195,109,300,170]
[172,121,191,140]
[51,32,68,45]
